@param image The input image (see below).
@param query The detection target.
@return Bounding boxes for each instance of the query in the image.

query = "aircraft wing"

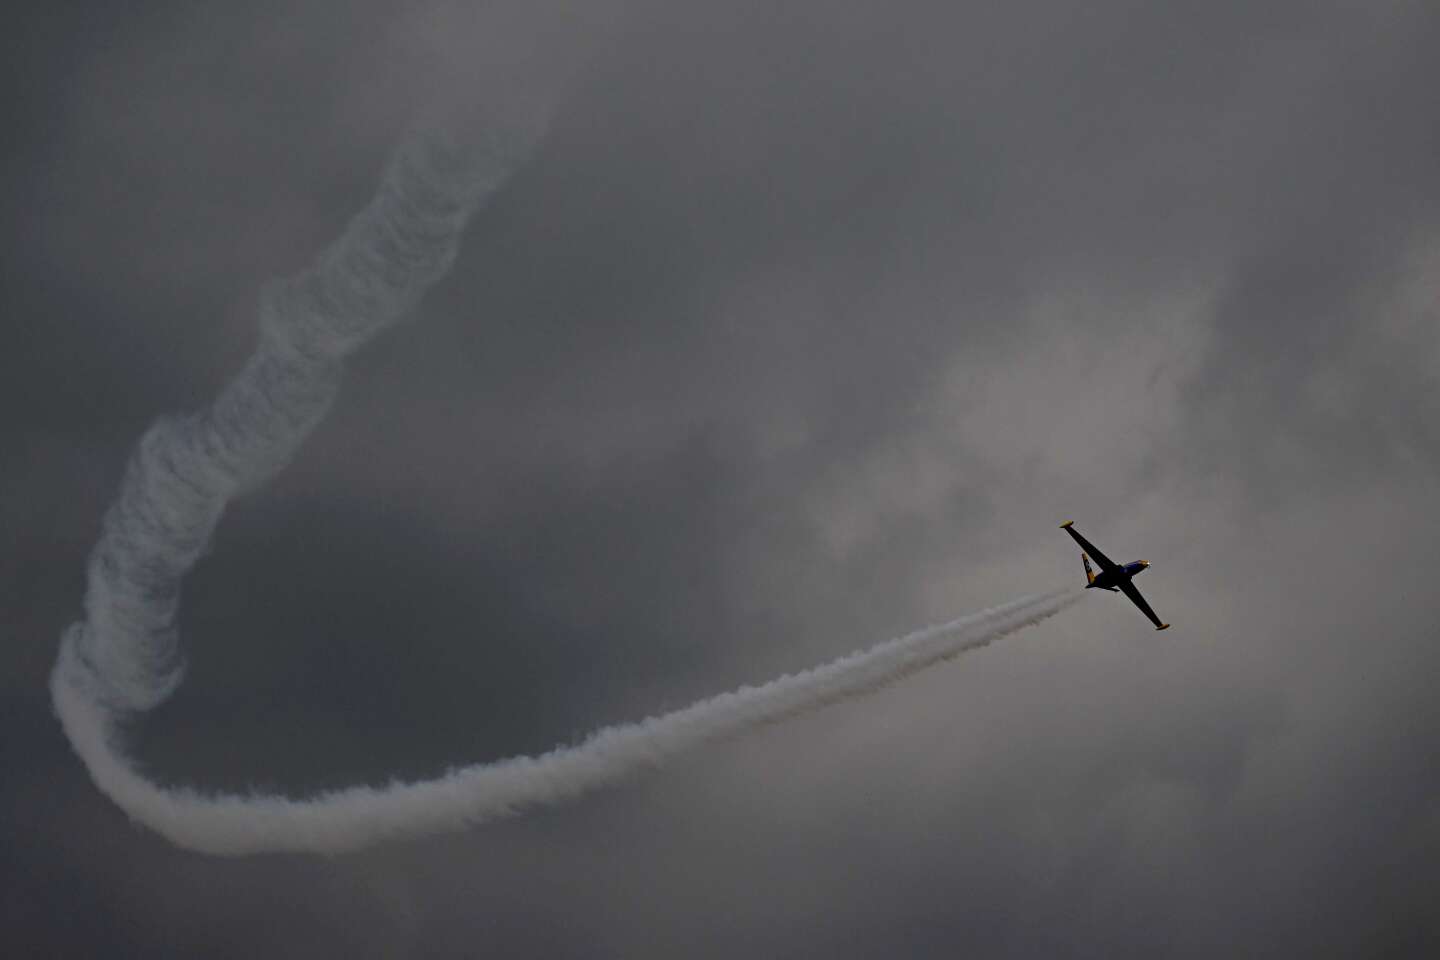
[1119,580,1170,631]
[1060,522,1118,572]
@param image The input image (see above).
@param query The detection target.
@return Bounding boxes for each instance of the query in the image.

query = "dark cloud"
[6,0,1440,955]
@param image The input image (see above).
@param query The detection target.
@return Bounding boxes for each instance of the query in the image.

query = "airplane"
[1060,521,1170,631]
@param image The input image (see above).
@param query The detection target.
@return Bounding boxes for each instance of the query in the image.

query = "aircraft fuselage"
[1087,559,1150,592]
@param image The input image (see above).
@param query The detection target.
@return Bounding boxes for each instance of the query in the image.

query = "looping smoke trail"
[53,588,1082,855]
[57,119,535,715]
[50,102,1086,856]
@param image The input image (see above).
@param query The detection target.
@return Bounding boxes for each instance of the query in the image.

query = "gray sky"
[5,0,1440,955]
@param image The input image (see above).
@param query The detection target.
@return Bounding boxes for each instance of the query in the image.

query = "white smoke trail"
[49,100,1085,856]
[55,116,539,716]
[53,588,1082,855]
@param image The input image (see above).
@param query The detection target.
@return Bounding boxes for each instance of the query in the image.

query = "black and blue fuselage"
[1082,558,1152,590]
[1087,558,1150,592]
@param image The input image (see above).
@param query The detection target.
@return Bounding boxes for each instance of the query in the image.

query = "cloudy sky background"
[5,1,1440,954]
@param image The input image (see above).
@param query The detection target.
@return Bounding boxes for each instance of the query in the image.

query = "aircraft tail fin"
[1081,552,1096,585]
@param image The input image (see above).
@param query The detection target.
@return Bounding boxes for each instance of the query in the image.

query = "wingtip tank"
[1157,623,1171,631]
[1060,520,1074,529]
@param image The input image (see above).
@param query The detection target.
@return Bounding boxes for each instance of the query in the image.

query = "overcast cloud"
[5,1,1440,955]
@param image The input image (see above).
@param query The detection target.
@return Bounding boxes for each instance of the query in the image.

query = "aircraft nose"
[1141,560,1150,567]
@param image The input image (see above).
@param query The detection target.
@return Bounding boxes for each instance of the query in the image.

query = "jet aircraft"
[1060,521,1170,630]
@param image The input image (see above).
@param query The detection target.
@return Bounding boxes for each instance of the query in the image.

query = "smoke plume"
[51,105,1082,856]
[55,590,1079,855]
